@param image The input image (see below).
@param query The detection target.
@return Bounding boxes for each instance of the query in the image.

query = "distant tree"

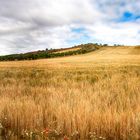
[95,43,98,46]
[103,44,108,46]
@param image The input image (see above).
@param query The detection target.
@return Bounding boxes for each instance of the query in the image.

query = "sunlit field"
[52,47,81,54]
[0,46,140,140]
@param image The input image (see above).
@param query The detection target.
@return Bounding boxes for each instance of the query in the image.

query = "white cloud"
[0,0,140,55]
[86,22,140,45]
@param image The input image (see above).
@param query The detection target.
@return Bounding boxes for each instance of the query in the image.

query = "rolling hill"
[0,43,104,61]
[0,45,140,140]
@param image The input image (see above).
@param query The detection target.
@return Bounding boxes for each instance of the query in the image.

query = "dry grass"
[52,47,81,54]
[0,46,140,140]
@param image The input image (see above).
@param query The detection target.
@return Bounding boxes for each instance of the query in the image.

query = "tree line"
[0,43,106,61]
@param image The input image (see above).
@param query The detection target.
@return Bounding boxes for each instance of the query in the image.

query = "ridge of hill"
[0,44,139,61]
[0,43,106,61]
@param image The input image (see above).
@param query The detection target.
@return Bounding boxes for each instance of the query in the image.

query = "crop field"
[52,47,81,54]
[0,46,140,140]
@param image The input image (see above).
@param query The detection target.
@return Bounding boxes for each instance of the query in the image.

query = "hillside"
[0,46,140,68]
[0,43,104,61]
[0,45,140,140]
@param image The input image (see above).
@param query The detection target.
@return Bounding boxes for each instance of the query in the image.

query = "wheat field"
[0,46,140,140]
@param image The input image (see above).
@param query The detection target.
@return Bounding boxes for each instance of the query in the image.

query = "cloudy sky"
[0,0,140,55]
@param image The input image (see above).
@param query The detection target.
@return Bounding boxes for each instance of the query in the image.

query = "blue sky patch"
[71,27,85,33]
[67,34,90,46]
[124,11,133,18]
[69,27,91,45]
[119,11,140,22]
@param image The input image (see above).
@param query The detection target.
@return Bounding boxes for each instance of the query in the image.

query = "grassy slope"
[0,43,100,61]
[0,46,140,139]
[1,46,139,67]
[52,47,81,53]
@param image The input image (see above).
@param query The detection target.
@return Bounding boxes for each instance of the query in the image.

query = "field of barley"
[0,46,140,140]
